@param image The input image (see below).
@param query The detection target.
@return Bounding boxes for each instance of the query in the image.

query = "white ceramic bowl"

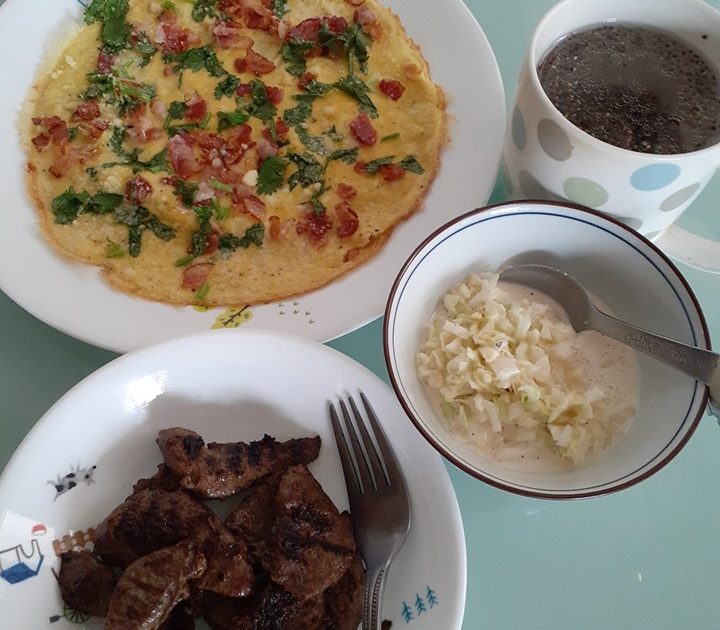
[384,201,711,499]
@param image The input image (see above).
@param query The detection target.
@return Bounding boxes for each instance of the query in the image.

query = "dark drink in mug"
[538,24,720,155]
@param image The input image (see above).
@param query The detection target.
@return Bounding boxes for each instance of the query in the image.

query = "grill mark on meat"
[203,584,325,630]
[262,465,356,600]
[182,434,205,459]
[157,428,321,499]
[288,503,331,533]
[105,540,206,630]
[197,534,254,598]
[93,489,220,567]
[277,526,355,561]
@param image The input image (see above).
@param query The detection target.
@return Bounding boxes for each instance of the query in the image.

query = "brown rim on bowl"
[383,200,711,500]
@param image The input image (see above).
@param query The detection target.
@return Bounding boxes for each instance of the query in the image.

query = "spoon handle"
[588,308,720,418]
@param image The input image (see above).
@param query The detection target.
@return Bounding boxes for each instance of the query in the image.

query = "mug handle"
[654,226,720,274]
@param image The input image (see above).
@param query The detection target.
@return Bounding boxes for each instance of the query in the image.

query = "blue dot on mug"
[512,106,527,150]
[537,118,572,161]
[630,163,681,191]
[563,177,608,208]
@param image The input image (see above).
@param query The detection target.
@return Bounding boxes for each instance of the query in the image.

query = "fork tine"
[339,398,376,493]
[329,402,361,495]
[360,391,408,490]
[349,395,389,488]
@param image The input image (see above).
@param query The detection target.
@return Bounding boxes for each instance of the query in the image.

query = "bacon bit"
[297,72,317,90]
[151,99,168,118]
[49,157,69,178]
[168,134,201,179]
[182,262,214,290]
[296,208,332,247]
[327,15,349,33]
[231,182,255,200]
[194,226,221,255]
[266,85,284,105]
[366,21,383,39]
[268,215,294,240]
[379,79,406,101]
[213,20,254,49]
[26,162,37,173]
[97,51,115,74]
[236,83,252,96]
[288,17,322,41]
[337,183,357,199]
[277,20,289,40]
[125,175,153,205]
[344,246,362,262]
[380,163,405,181]
[156,12,191,54]
[242,195,266,219]
[71,102,101,122]
[234,48,276,76]
[403,63,422,80]
[353,6,375,25]
[32,116,68,147]
[256,137,277,164]
[335,201,359,238]
[220,0,277,33]
[185,92,208,121]
[132,127,163,143]
[353,7,381,37]
[195,180,216,203]
[83,118,110,140]
[31,133,51,151]
[262,117,289,143]
[353,159,366,174]
[49,145,98,178]
[244,9,276,33]
[125,105,163,143]
[349,112,377,146]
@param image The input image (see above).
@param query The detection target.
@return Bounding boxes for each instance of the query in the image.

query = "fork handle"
[363,565,387,630]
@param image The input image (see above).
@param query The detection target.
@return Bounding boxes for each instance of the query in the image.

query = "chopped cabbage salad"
[416,272,635,467]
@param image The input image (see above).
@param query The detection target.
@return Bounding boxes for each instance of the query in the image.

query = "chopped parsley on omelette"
[23,0,447,305]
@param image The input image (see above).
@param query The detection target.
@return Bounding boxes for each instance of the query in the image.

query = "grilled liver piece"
[203,584,326,630]
[156,428,321,499]
[105,540,206,630]
[262,464,356,601]
[57,550,117,617]
[325,552,365,630]
[94,488,220,568]
[224,477,277,563]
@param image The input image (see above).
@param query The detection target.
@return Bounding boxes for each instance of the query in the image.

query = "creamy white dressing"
[417,273,639,472]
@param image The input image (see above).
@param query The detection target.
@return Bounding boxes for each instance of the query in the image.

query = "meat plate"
[0,329,466,628]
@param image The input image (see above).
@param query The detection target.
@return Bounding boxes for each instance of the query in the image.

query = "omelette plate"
[0,0,505,352]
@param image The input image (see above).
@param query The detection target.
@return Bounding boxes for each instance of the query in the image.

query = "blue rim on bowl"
[383,200,711,499]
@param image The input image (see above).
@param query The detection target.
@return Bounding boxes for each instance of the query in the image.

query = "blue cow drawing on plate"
[0,538,44,584]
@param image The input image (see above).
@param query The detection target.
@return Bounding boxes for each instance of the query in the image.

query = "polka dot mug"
[503,0,720,272]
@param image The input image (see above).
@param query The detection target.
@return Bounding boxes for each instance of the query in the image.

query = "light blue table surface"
[2,1,720,628]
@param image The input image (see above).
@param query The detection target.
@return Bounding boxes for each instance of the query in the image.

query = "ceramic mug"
[503,0,720,273]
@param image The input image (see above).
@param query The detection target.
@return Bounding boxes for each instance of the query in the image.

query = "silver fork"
[329,391,412,630]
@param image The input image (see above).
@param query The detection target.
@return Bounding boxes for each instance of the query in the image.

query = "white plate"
[0,329,466,629]
[0,0,505,353]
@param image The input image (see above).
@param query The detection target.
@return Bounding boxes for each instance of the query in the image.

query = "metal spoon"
[499,264,720,418]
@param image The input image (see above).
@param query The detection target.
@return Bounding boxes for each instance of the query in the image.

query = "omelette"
[23,0,447,306]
